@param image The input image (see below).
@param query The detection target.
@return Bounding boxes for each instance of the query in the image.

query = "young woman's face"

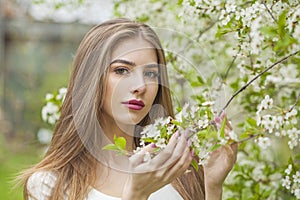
[101,38,159,128]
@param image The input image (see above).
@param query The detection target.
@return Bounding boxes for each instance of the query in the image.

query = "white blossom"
[285,164,293,175]
[140,124,160,138]
[56,87,67,101]
[45,93,54,101]
[283,176,292,190]
[37,128,53,144]
[156,138,166,148]
[41,102,60,124]
[201,101,215,106]
[294,188,300,199]
[293,171,300,184]
[257,95,273,112]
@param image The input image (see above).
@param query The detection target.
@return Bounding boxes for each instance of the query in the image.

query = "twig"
[223,48,241,80]
[262,1,276,23]
[288,93,300,113]
[237,133,261,144]
[195,20,218,41]
[262,1,294,38]
[219,50,300,116]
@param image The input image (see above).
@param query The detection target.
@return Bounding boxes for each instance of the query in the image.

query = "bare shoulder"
[27,171,58,199]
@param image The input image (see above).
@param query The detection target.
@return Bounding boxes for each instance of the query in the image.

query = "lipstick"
[122,99,145,110]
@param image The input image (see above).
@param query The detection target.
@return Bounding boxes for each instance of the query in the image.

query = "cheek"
[107,75,122,92]
[147,84,159,102]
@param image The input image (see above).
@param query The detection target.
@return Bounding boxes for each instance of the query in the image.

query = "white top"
[27,171,183,200]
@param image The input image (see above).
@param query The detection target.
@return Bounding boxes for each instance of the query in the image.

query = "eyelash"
[113,67,159,79]
[144,71,159,79]
[114,67,130,75]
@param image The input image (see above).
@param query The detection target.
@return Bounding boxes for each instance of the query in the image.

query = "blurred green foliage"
[0,133,41,200]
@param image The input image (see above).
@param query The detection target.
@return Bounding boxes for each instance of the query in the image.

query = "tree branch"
[262,1,276,23]
[288,93,300,113]
[237,133,261,144]
[219,50,300,115]
[223,48,241,80]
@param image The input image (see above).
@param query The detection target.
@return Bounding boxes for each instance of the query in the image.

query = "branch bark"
[219,50,300,116]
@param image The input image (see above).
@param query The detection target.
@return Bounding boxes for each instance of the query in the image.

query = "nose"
[130,72,146,94]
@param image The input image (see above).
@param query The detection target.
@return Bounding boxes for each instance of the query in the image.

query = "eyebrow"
[110,59,136,66]
[110,59,159,68]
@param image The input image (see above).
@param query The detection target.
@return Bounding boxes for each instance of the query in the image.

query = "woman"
[21,18,237,200]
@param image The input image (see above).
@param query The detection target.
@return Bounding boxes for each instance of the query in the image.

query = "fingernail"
[173,131,179,138]
[214,116,221,124]
[151,143,157,148]
[190,149,194,157]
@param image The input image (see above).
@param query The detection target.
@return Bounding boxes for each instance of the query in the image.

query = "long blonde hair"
[20,18,204,200]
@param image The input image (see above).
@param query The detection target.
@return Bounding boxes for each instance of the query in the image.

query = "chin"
[114,116,141,125]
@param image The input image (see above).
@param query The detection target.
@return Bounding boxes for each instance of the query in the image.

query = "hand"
[204,111,238,200]
[122,130,193,200]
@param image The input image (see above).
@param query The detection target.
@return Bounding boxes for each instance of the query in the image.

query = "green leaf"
[142,138,156,143]
[102,135,128,156]
[295,154,300,161]
[171,119,181,126]
[191,159,199,171]
[196,130,208,138]
[246,117,257,127]
[102,144,120,151]
[197,75,205,85]
[207,130,218,140]
[136,14,150,23]
[254,183,260,194]
[177,0,183,5]
[102,143,127,156]
[260,26,277,37]
[239,132,252,140]
[220,116,227,139]
[278,11,287,35]
[209,144,222,152]
[114,135,126,150]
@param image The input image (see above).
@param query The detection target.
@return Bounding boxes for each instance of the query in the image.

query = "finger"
[164,146,193,182]
[132,131,181,173]
[151,130,187,169]
[214,115,230,130]
[222,144,237,168]
[230,142,238,162]
[225,119,232,131]
[129,143,157,166]
[214,116,222,129]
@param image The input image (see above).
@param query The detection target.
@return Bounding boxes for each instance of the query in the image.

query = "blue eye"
[114,67,130,75]
[144,71,159,79]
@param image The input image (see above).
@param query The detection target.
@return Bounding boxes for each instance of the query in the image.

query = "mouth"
[122,99,145,111]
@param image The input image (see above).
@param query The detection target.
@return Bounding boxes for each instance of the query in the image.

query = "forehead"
[111,38,158,65]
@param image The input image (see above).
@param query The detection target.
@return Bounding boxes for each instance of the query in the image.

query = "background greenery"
[0,3,91,198]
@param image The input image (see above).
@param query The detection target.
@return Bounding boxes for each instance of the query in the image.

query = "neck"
[100,116,136,151]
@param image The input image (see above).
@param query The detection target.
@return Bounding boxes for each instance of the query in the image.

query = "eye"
[114,67,130,75]
[144,71,159,79]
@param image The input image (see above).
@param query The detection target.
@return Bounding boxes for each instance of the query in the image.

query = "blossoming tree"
[41,0,300,199]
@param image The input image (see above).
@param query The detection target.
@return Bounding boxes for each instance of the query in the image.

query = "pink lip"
[122,99,145,110]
